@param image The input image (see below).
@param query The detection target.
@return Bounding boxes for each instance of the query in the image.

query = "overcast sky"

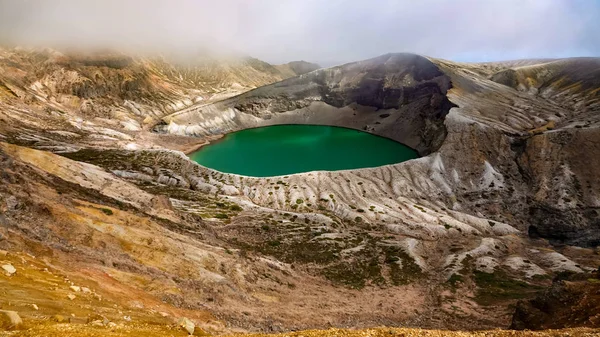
[0,0,598,66]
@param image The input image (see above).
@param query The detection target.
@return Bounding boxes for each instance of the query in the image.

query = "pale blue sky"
[0,0,598,65]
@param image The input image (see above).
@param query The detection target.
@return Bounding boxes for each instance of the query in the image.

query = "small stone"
[5,196,18,210]
[1,264,16,276]
[107,322,117,328]
[178,317,195,335]
[67,294,76,300]
[0,310,23,330]
[123,315,131,322]
[31,304,39,310]
[81,287,91,294]
[89,320,104,327]
[69,285,81,292]
[159,312,169,317]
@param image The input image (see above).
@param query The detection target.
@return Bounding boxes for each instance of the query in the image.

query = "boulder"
[178,317,195,335]
[1,264,16,276]
[0,310,23,330]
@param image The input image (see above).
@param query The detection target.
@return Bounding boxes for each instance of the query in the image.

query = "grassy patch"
[384,246,423,286]
[447,274,464,288]
[473,271,542,305]
[100,208,113,216]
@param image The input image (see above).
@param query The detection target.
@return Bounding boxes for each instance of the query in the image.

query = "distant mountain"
[275,60,321,77]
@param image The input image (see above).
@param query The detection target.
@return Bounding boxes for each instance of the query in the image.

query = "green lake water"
[189,125,419,177]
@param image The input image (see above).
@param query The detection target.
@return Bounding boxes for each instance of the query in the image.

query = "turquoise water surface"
[189,125,418,177]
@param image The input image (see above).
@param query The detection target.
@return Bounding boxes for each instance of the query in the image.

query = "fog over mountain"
[0,0,599,65]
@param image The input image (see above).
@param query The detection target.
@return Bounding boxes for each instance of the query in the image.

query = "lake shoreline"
[181,134,224,155]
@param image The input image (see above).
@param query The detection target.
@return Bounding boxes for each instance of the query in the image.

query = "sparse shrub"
[214,213,229,219]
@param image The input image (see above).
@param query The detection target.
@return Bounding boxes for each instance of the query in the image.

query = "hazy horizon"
[0,0,599,66]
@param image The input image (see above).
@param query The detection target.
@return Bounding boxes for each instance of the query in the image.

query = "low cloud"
[0,0,598,65]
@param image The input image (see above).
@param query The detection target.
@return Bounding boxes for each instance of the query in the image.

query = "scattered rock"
[69,285,81,292]
[0,310,23,330]
[81,287,91,294]
[31,304,38,310]
[123,315,131,322]
[52,314,67,323]
[129,300,144,309]
[5,196,18,211]
[107,322,117,328]
[159,312,169,317]
[67,294,76,300]
[89,320,104,327]
[1,264,16,276]
[178,317,195,335]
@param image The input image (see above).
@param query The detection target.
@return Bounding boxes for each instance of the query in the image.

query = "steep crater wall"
[158,53,456,155]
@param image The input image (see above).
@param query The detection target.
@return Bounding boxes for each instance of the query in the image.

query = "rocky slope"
[0,50,599,334]
[511,269,600,330]
[0,47,305,153]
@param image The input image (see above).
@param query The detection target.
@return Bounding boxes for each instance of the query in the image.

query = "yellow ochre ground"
[2,325,600,337]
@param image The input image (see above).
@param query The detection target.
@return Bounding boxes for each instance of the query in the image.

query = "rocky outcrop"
[511,270,600,330]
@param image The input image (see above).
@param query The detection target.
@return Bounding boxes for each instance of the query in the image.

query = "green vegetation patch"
[383,246,423,286]
[473,270,543,305]
[100,208,113,216]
